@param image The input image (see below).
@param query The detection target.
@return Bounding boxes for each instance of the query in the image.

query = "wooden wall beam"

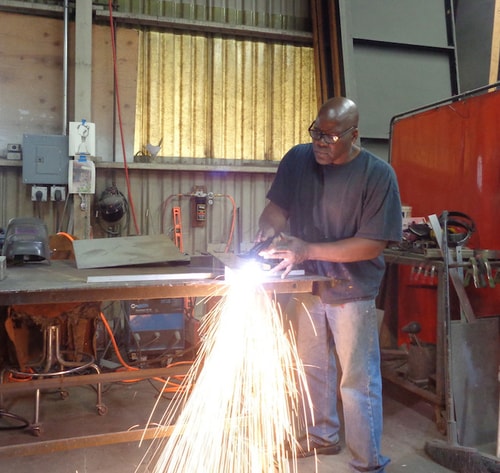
[310,0,344,106]
[73,2,93,239]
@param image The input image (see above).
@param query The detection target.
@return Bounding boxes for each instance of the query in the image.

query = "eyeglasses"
[308,122,357,144]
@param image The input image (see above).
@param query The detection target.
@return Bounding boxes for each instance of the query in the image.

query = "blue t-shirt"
[267,143,402,303]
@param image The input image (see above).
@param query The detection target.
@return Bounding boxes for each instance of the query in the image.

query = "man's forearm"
[258,202,289,239]
[305,237,387,263]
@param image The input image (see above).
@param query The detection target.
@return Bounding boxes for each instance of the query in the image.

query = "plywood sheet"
[73,235,190,269]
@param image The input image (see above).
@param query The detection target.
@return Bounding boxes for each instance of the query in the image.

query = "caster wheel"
[31,425,43,437]
[59,390,69,400]
[97,405,108,416]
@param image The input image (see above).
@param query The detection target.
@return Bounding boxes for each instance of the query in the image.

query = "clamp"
[465,256,495,288]
[476,254,495,288]
[465,257,483,288]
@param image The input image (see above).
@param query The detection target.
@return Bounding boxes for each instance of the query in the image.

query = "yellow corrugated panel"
[134,30,317,161]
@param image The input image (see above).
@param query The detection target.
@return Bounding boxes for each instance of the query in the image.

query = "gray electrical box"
[22,134,69,185]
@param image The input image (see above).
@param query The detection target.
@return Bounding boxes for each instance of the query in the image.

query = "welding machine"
[125,298,185,360]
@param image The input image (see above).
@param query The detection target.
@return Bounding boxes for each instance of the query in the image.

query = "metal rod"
[390,80,500,126]
[441,211,459,446]
[0,366,186,395]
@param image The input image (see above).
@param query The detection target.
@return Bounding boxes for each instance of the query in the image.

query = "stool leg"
[31,388,42,436]
[42,326,56,373]
[89,363,107,416]
[54,325,88,369]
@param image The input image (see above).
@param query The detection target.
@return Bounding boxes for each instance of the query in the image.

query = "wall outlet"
[31,185,48,202]
[6,143,22,160]
[50,185,66,201]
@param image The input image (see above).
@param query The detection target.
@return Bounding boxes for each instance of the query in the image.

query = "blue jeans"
[291,295,390,473]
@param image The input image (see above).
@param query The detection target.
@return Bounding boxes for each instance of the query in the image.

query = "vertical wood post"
[73,2,93,239]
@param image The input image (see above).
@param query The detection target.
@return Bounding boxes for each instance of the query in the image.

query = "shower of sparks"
[138,266,313,473]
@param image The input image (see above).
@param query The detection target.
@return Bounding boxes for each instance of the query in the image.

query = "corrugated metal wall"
[0,163,276,254]
[114,0,310,31]
[134,30,317,162]
[0,4,317,254]
[121,2,316,252]
[127,9,317,252]
[5,0,311,31]
[94,166,276,255]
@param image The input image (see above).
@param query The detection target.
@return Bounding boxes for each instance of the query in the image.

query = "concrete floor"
[0,371,474,473]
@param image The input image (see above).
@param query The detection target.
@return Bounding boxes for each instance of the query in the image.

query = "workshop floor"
[1,374,490,473]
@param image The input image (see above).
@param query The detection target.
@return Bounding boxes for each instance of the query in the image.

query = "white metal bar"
[87,273,214,283]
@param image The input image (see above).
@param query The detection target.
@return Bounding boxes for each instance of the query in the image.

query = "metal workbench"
[381,248,500,436]
[0,254,319,305]
[0,254,325,455]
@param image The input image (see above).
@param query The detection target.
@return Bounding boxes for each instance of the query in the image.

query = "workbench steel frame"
[381,249,447,432]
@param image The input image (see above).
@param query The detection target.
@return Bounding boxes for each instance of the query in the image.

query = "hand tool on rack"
[465,257,485,289]
[475,254,495,288]
[402,321,422,347]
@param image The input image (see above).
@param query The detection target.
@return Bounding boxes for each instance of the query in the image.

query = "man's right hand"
[257,201,289,242]
[255,226,276,243]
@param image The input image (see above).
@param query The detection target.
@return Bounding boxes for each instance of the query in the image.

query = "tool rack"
[380,247,500,433]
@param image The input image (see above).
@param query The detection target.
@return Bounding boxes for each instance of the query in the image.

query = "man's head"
[309,97,359,165]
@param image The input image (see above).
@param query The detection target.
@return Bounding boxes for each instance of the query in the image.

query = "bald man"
[258,97,402,473]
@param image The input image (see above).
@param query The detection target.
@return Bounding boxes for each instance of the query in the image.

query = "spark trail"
[138,268,312,473]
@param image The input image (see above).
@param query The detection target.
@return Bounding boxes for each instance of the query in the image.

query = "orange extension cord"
[108,0,140,235]
[56,231,75,241]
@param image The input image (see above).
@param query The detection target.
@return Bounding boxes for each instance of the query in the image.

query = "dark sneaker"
[289,438,342,458]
